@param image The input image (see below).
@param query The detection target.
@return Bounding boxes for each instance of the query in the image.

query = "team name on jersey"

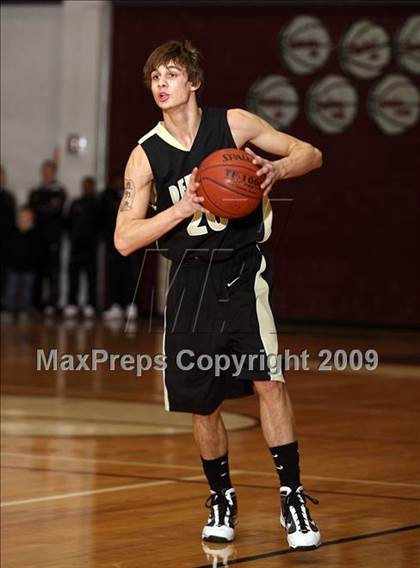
[167,173,228,236]
[168,174,192,205]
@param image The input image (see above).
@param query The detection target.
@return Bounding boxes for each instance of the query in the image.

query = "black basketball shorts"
[163,244,284,415]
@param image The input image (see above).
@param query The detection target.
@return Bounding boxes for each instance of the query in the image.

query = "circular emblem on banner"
[339,19,391,79]
[277,15,331,75]
[246,75,299,130]
[306,75,358,134]
[395,15,420,75]
[368,74,420,135]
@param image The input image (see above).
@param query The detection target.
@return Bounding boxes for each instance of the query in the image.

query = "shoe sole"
[202,535,234,543]
[290,543,321,551]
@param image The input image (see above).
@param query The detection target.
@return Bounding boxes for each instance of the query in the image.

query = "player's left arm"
[228,108,322,195]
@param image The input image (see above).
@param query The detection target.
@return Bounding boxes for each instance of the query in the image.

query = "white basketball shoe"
[280,485,321,550]
[202,488,237,543]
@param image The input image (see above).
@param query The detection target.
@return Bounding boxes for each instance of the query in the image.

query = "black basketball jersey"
[138,107,272,262]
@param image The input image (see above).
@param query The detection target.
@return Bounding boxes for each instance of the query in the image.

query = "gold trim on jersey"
[138,122,189,152]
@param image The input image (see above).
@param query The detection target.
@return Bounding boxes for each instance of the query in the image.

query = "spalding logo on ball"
[196,149,265,219]
[277,15,331,75]
[339,19,391,80]
[306,75,358,134]
[246,75,299,130]
[368,74,420,135]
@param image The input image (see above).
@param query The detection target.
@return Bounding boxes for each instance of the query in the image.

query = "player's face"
[150,63,196,110]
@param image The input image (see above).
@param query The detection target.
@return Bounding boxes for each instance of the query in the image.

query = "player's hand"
[245,147,281,196]
[173,167,209,219]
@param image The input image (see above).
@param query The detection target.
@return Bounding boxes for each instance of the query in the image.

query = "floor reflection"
[202,542,237,567]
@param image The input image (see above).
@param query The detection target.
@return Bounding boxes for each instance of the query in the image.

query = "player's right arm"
[114,145,206,256]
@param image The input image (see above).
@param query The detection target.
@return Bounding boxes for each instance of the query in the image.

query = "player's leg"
[193,405,227,459]
[226,245,320,550]
[254,380,321,550]
[164,259,238,543]
[254,379,296,446]
[193,407,237,543]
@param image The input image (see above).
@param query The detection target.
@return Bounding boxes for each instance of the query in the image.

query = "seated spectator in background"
[0,165,16,309]
[28,160,66,315]
[3,206,42,317]
[64,176,99,318]
[100,171,139,320]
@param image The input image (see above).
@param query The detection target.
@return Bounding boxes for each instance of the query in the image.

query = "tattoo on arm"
[120,179,136,211]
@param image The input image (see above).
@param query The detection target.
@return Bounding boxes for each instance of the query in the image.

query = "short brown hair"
[143,40,204,90]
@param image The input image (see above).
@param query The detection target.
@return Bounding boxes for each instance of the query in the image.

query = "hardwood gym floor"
[1,317,419,567]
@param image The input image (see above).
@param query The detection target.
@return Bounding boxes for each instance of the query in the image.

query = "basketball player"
[115,40,322,551]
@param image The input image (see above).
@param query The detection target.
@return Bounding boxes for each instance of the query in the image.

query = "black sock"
[201,453,232,492]
[270,441,301,489]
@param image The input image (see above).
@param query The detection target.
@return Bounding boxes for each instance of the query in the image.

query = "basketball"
[196,148,265,219]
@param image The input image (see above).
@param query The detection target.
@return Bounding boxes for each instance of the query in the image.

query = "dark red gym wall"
[108,4,420,326]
